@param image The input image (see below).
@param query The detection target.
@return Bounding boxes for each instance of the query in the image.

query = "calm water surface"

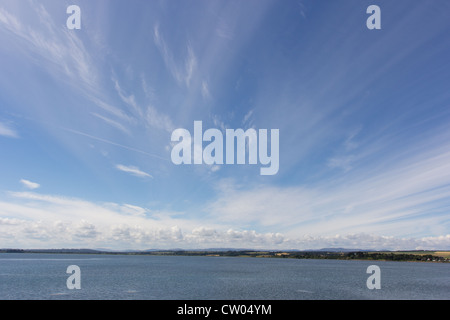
[0,253,448,300]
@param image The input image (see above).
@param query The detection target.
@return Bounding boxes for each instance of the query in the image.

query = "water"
[0,253,448,300]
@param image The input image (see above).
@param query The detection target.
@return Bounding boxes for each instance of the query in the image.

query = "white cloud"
[210,165,220,173]
[184,44,197,87]
[113,78,143,118]
[0,191,194,249]
[327,127,363,171]
[113,77,175,133]
[243,109,254,126]
[88,95,132,123]
[0,121,18,138]
[105,203,148,218]
[0,190,449,250]
[74,220,100,239]
[0,4,132,133]
[216,18,234,40]
[115,164,153,178]
[91,112,131,135]
[206,139,450,239]
[297,1,307,19]
[141,76,156,101]
[344,126,362,151]
[285,233,450,251]
[145,105,175,133]
[212,115,227,132]
[0,217,23,225]
[327,155,357,172]
[201,80,211,100]
[20,179,40,190]
[153,24,197,88]
[0,7,21,32]
[0,5,96,91]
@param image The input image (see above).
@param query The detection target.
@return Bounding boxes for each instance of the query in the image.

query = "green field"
[378,251,450,257]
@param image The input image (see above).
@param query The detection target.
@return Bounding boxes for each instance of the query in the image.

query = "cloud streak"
[0,5,95,92]
[0,3,134,138]
[20,179,40,190]
[115,164,153,178]
[63,127,169,161]
[0,121,18,138]
[153,24,197,88]
[91,112,131,135]
[206,136,450,239]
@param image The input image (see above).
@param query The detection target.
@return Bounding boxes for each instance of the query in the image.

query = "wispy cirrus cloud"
[0,121,18,138]
[153,24,197,88]
[113,78,144,118]
[0,5,95,91]
[145,105,175,133]
[206,136,450,239]
[215,18,235,40]
[115,164,153,178]
[201,80,211,100]
[19,179,40,190]
[113,77,175,133]
[0,3,134,135]
[91,112,131,135]
[327,155,358,172]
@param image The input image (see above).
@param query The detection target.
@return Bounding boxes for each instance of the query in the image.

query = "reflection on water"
[0,253,448,300]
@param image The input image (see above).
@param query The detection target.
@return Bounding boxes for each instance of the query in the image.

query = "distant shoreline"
[1,249,449,263]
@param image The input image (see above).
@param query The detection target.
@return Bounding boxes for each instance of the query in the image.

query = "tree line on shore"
[1,248,448,262]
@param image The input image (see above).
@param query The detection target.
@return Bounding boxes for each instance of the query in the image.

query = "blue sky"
[1,0,450,250]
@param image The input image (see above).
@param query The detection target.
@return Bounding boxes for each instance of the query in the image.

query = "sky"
[1,0,450,250]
